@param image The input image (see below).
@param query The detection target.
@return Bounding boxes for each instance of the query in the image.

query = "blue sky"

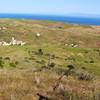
[0,0,100,16]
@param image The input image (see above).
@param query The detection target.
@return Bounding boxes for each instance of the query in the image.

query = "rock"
[36,33,41,37]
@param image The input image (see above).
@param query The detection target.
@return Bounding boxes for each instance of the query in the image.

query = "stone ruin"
[0,37,26,46]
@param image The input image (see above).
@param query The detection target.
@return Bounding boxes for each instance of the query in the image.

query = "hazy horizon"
[0,0,100,18]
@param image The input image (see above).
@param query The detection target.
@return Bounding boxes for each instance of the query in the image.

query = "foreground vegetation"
[0,19,100,100]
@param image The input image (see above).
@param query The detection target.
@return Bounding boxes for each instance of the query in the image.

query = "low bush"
[15,61,19,65]
[4,57,10,60]
[49,62,56,68]
[67,65,75,70]
[76,70,93,81]
[36,60,46,64]
[38,48,43,55]
[51,54,56,59]
[9,62,16,68]
[90,60,94,63]
[0,59,4,68]
[28,57,35,60]
[81,67,86,70]
[0,57,3,60]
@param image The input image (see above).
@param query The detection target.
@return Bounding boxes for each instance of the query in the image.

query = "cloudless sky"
[0,0,100,16]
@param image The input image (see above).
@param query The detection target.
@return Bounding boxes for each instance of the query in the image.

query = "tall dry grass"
[0,68,99,100]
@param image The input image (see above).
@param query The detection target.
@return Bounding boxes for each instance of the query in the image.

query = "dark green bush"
[15,61,19,65]
[38,48,43,55]
[28,57,35,60]
[0,57,3,60]
[9,62,16,68]
[4,57,10,60]
[67,65,75,70]
[49,62,56,68]
[90,60,94,63]
[81,67,86,70]
[0,60,4,68]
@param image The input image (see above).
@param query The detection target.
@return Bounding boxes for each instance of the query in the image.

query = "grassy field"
[0,19,100,100]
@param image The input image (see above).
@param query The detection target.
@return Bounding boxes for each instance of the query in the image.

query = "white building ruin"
[0,37,26,46]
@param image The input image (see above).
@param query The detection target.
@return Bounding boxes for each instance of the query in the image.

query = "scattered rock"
[36,33,41,37]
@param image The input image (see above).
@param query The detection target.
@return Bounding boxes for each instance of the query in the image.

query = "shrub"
[15,61,19,65]
[49,62,56,68]
[55,68,68,75]
[56,65,75,76]
[76,71,93,81]
[45,53,50,56]
[36,60,46,64]
[29,57,35,60]
[0,57,3,60]
[66,57,75,61]
[0,60,4,68]
[51,54,56,59]
[67,65,75,70]
[4,57,10,60]
[90,60,94,63]
[9,62,16,68]
[81,67,86,70]
[24,57,30,62]
[38,48,43,55]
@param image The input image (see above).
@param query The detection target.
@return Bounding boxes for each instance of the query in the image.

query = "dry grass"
[0,68,99,100]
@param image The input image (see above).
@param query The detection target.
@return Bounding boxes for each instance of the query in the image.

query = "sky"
[0,0,100,17]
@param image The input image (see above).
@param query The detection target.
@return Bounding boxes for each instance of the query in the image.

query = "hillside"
[0,19,100,100]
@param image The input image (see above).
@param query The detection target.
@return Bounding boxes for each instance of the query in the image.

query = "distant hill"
[0,19,100,48]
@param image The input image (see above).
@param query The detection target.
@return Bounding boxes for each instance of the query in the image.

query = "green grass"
[0,19,100,99]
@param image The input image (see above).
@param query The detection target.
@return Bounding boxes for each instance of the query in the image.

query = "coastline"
[0,14,100,26]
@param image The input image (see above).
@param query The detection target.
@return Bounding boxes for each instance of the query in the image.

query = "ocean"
[0,13,100,25]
